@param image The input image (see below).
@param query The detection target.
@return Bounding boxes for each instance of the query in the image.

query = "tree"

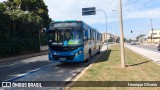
[0,0,51,57]
[128,39,133,43]
[0,3,10,42]
[116,37,120,43]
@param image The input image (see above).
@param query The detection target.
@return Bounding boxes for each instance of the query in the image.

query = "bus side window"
[84,30,88,40]
[88,28,91,40]
[92,30,95,40]
[90,29,92,40]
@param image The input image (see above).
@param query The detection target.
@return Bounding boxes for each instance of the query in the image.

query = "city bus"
[47,20,102,62]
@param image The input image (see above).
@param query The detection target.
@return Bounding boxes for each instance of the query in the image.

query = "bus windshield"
[49,29,83,46]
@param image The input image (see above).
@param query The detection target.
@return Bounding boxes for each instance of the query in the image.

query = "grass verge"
[68,44,160,90]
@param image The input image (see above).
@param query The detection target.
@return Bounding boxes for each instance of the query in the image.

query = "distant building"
[139,35,148,43]
[102,33,114,43]
[147,30,160,43]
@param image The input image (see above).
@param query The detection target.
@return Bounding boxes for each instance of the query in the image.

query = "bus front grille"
[53,55,75,60]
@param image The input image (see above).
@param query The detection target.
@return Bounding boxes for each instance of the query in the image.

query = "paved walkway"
[125,44,160,64]
[141,43,159,47]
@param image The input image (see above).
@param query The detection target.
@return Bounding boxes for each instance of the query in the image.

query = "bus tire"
[89,49,91,58]
[84,59,89,62]
[84,49,91,62]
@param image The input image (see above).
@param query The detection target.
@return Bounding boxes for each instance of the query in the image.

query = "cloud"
[45,0,119,24]
[1,0,160,24]
[124,8,160,19]
[45,0,160,24]
[123,0,160,19]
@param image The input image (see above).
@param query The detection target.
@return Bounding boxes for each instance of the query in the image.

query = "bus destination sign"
[50,22,81,29]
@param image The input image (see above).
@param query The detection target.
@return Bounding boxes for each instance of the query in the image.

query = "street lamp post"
[112,10,118,42]
[97,9,108,51]
[119,0,125,67]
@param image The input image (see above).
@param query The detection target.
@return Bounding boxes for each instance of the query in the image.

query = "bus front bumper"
[48,53,84,62]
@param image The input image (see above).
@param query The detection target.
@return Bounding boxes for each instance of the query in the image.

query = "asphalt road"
[126,44,160,64]
[0,45,107,88]
[0,55,52,81]
[133,44,159,53]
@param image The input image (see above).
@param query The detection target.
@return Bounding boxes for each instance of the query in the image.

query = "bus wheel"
[89,49,92,58]
[84,59,89,62]
[84,49,91,62]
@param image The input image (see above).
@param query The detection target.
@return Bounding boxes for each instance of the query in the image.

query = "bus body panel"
[83,44,90,60]
[48,20,102,62]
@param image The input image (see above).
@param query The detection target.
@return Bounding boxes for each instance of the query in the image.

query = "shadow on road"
[56,49,111,68]
[94,50,111,63]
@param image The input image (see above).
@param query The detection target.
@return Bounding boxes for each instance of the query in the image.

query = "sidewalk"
[141,43,159,47]
[0,51,48,63]
[125,44,160,64]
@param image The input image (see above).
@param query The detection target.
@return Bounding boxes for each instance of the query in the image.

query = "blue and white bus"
[47,20,102,62]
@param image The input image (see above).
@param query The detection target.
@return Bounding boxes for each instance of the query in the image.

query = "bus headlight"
[75,50,82,57]
[75,53,78,56]
[49,40,52,42]
[78,50,82,54]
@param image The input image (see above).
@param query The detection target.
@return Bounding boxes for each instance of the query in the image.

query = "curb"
[0,50,48,63]
[65,45,107,90]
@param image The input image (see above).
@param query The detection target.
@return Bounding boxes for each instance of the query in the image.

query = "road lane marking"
[4,62,60,82]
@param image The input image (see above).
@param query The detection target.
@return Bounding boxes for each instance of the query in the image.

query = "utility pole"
[119,0,125,67]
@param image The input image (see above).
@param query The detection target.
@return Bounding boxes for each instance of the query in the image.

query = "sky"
[1,0,160,39]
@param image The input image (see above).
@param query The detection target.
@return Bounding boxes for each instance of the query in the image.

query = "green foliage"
[0,0,51,57]
[116,37,120,43]
[0,3,6,12]
[108,38,113,42]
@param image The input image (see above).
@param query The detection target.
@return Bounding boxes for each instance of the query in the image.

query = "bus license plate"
[60,58,66,60]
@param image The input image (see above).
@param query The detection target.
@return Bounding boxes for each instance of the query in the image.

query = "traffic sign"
[82,7,96,15]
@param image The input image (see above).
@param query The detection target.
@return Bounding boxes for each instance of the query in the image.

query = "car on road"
[157,44,160,51]
[130,42,136,45]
